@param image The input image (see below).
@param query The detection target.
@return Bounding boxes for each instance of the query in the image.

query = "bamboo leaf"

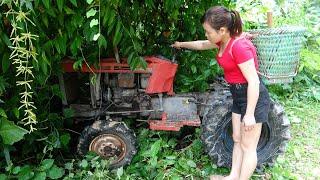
[69,0,77,7]
[40,52,48,74]
[64,6,75,15]
[47,7,56,17]
[130,57,139,70]
[107,21,115,35]
[139,57,147,69]
[57,0,64,12]
[12,108,19,119]
[2,53,10,73]
[102,6,110,26]
[54,39,61,54]
[42,15,49,27]
[70,36,82,56]
[42,0,50,9]
[128,52,134,64]
[108,10,116,26]
[133,40,142,53]
[1,33,11,46]
[124,46,133,56]
[113,21,122,46]
[58,34,67,55]
[98,35,107,48]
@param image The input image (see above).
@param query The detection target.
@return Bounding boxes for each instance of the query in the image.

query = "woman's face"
[202,22,222,44]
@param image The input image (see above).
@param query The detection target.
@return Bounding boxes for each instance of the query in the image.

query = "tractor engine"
[103,73,199,124]
[102,73,151,115]
[60,56,201,131]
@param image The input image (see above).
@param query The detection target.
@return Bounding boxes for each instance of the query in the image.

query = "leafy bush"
[0,0,231,176]
[0,0,319,179]
[1,153,115,180]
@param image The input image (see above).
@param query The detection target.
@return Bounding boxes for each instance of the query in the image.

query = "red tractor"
[59,55,290,169]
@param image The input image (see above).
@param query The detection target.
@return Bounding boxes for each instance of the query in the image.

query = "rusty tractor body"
[59,56,290,169]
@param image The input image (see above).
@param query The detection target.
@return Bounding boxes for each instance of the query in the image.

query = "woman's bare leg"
[210,113,242,180]
[227,113,243,179]
[239,123,262,180]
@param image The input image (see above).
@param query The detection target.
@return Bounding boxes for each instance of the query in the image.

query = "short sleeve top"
[216,37,259,83]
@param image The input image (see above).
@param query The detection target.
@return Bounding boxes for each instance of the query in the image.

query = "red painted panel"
[61,56,178,95]
[148,113,201,131]
[144,57,178,95]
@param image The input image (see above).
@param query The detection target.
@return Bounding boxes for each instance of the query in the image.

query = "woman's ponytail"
[229,10,242,37]
[202,6,243,38]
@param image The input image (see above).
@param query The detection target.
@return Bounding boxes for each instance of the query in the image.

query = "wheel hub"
[89,134,126,163]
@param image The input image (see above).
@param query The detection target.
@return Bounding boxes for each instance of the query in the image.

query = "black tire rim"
[223,114,271,153]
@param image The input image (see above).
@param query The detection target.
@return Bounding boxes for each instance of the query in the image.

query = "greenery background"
[0,0,319,179]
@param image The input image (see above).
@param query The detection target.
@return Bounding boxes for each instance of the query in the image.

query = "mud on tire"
[77,120,137,169]
[201,94,291,170]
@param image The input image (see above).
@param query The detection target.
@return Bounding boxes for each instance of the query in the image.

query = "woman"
[172,6,270,180]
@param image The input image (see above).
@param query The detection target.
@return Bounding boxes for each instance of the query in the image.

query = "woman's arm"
[171,40,217,50]
[238,59,260,131]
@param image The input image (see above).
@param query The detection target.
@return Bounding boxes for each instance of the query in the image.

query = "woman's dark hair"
[201,6,242,37]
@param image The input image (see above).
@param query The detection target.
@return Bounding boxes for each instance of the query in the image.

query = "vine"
[4,0,38,132]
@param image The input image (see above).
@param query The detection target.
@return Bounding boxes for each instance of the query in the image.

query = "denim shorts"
[229,82,270,123]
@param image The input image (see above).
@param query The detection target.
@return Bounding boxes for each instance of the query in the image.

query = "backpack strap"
[229,37,262,76]
[228,37,245,60]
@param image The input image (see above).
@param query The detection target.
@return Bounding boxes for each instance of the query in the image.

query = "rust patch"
[118,73,135,88]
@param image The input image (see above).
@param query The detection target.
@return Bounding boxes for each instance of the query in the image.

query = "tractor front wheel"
[77,120,137,169]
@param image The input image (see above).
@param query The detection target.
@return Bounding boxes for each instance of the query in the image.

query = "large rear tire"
[201,94,290,170]
[77,120,137,169]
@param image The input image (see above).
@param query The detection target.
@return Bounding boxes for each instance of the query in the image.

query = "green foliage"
[0,117,28,145]
[119,128,222,179]
[305,1,320,49]
[236,0,274,29]
[0,0,319,179]
[0,0,233,152]
[0,76,9,96]
[0,153,118,179]
[175,50,223,92]
[2,158,65,180]
[0,128,221,179]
